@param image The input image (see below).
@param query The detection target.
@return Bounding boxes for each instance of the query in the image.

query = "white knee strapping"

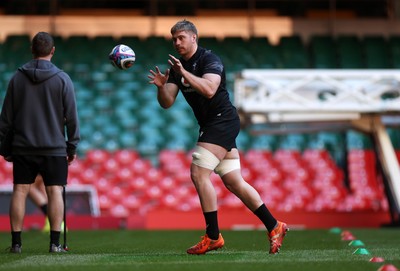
[191,146,220,170]
[214,158,241,177]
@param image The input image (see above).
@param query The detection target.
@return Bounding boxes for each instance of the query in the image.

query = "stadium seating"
[309,35,337,68]
[363,36,390,69]
[0,33,398,219]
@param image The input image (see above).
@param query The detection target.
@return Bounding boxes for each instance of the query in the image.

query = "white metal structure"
[234,69,400,219]
[234,69,400,123]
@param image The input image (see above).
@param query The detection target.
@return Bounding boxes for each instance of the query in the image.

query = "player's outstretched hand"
[148,66,170,87]
[168,54,184,75]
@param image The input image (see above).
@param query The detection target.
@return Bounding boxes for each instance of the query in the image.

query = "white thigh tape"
[214,158,241,177]
[191,146,220,170]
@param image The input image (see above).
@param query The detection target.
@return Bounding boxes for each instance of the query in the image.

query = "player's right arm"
[148,66,179,109]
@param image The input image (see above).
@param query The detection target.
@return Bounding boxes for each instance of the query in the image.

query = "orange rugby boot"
[187,233,225,255]
[268,221,288,254]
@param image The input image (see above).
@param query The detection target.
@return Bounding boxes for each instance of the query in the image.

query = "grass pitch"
[0,228,399,271]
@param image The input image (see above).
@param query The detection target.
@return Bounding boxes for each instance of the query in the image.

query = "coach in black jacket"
[0,32,80,253]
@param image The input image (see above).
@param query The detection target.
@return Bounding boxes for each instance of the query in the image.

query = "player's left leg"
[42,156,68,253]
[45,185,65,252]
[218,148,288,254]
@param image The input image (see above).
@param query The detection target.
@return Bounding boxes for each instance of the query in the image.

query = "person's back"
[0,31,79,253]
[9,59,79,155]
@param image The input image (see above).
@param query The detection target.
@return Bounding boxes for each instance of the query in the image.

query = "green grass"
[0,229,399,271]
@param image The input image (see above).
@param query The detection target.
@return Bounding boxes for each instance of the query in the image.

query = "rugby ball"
[109,44,136,70]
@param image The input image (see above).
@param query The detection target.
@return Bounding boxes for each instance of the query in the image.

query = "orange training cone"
[377,264,399,271]
[370,257,385,263]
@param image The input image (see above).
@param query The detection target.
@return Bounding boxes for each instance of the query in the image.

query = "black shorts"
[197,117,240,151]
[13,155,68,186]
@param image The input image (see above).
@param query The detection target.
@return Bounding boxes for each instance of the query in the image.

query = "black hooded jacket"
[0,59,80,157]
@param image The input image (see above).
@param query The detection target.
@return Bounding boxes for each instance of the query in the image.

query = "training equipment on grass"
[63,185,69,251]
[378,264,399,271]
[348,240,365,247]
[109,44,136,70]
[369,257,385,263]
[353,248,370,255]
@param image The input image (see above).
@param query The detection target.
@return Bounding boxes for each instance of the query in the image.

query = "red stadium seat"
[123,194,142,211]
[95,177,113,195]
[129,176,148,192]
[130,159,152,176]
[79,168,99,184]
[109,204,129,218]
[99,195,112,211]
[145,185,163,199]
[86,149,111,165]
[113,149,139,165]
[160,193,181,209]
[107,186,126,202]
[159,176,177,192]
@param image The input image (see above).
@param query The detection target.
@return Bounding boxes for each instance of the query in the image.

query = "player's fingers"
[168,54,177,61]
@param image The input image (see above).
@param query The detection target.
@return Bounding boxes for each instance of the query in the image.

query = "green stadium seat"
[236,130,251,151]
[3,34,30,49]
[118,132,137,148]
[278,133,309,151]
[90,131,107,148]
[249,134,278,151]
[336,35,364,68]
[389,36,400,68]
[223,37,257,69]
[248,37,280,69]
[278,35,309,68]
[363,36,389,69]
[387,127,400,149]
[346,130,373,149]
[200,37,225,57]
[104,138,119,151]
[3,34,31,67]
[309,35,337,69]
[78,106,96,122]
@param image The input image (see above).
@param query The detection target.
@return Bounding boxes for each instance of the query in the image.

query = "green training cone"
[353,248,370,255]
[348,240,365,247]
[329,227,342,234]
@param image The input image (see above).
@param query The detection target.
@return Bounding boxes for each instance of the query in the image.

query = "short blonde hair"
[171,19,198,42]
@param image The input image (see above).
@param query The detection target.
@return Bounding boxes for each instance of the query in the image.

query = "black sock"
[204,211,219,240]
[50,231,61,246]
[40,204,48,216]
[254,204,277,232]
[11,231,22,246]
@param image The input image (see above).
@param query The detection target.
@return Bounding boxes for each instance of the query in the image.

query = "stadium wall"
[1,15,400,44]
[0,211,391,231]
